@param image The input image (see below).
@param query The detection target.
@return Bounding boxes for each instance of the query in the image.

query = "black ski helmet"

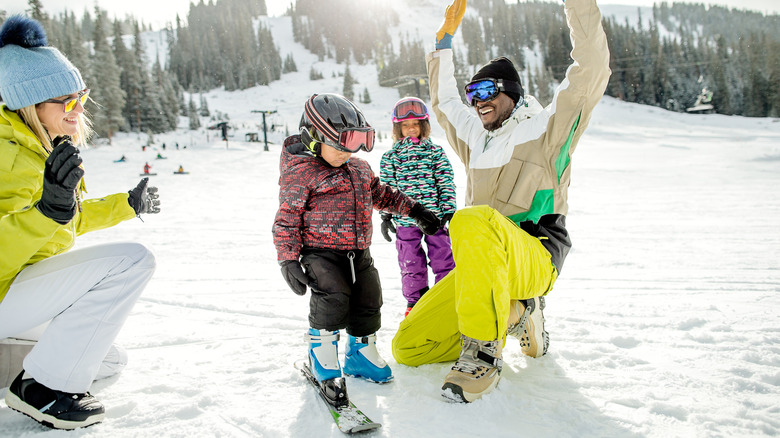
[299,93,373,155]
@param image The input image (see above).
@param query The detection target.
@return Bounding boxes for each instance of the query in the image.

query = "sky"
[1,6,779,437]
[1,0,778,30]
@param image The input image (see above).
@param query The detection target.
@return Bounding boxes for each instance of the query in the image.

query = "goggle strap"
[500,80,523,96]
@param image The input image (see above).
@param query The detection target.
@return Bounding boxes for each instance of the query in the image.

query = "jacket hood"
[280,134,316,173]
[0,104,47,158]
[486,95,545,138]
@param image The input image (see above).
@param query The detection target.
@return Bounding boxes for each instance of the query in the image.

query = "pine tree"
[283,53,297,73]
[125,22,147,133]
[525,68,535,99]
[309,66,323,80]
[188,94,200,130]
[361,87,371,104]
[767,41,780,117]
[60,12,91,90]
[535,65,554,107]
[343,63,355,100]
[199,94,210,117]
[153,59,179,131]
[89,9,125,143]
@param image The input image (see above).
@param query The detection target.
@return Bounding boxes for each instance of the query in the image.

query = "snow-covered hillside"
[1,8,779,438]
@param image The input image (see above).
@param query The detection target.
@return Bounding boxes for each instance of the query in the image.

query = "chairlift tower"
[251,110,278,151]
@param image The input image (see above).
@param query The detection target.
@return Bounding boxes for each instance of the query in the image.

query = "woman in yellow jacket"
[0,16,160,429]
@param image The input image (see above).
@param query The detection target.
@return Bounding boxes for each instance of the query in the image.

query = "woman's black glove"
[380,213,396,242]
[409,203,441,235]
[37,136,83,224]
[128,177,161,215]
[280,260,309,296]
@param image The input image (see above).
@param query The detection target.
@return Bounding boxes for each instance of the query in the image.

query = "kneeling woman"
[0,16,160,429]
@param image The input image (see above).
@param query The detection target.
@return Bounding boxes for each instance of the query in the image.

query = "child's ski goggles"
[392,97,429,122]
[43,89,90,113]
[301,126,375,153]
[464,79,522,106]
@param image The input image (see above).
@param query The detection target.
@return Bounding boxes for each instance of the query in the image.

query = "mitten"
[280,260,309,296]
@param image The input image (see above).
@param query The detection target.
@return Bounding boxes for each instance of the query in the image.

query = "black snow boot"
[4,370,105,429]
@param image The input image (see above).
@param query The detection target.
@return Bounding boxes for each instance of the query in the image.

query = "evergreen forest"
[2,0,778,141]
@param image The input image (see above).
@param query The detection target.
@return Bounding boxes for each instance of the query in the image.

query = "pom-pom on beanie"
[471,57,524,105]
[0,15,85,110]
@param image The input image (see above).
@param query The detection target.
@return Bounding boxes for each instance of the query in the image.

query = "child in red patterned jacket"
[272,94,440,398]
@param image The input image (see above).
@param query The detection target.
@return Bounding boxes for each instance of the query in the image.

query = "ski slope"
[1,12,779,438]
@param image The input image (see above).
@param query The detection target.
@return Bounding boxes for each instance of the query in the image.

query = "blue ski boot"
[306,329,342,382]
[306,329,348,407]
[343,334,393,383]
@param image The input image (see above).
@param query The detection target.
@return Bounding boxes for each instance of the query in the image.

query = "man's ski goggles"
[43,89,90,113]
[392,98,429,122]
[464,79,522,106]
[302,126,375,153]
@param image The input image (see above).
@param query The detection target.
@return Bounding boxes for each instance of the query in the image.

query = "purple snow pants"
[395,226,455,306]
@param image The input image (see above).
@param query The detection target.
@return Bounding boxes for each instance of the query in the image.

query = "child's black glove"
[280,260,309,296]
[409,203,441,235]
[380,213,396,242]
[128,177,161,215]
[441,212,454,229]
[37,136,83,224]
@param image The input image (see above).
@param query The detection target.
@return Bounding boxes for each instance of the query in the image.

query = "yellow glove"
[435,0,467,49]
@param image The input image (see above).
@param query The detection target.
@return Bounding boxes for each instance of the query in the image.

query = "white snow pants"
[0,242,155,393]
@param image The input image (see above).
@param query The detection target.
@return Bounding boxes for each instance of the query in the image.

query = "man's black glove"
[128,177,161,215]
[280,260,309,296]
[37,136,83,224]
[409,203,441,235]
[380,213,396,242]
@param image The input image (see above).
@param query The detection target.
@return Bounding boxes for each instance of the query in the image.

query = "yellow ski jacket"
[0,105,136,302]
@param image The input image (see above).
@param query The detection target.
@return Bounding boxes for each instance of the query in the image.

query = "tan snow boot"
[507,297,549,358]
[441,335,502,403]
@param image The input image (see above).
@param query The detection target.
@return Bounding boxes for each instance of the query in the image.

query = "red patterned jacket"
[273,136,417,262]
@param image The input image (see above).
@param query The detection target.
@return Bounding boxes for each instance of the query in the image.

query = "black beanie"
[471,57,524,104]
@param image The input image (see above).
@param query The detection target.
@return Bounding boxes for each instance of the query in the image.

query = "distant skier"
[392,0,611,403]
[115,155,127,162]
[272,94,441,402]
[143,162,152,174]
[379,97,457,317]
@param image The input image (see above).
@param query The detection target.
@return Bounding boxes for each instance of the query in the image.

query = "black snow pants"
[300,247,382,336]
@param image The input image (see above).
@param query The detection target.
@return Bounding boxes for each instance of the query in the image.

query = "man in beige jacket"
[392,0,611,402]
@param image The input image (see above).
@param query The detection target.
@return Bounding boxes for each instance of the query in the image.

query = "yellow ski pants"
[392,205,557,366]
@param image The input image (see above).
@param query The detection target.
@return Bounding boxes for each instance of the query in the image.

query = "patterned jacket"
[273,135,417,262]
[427,0,611,272]
[379,137,456,228]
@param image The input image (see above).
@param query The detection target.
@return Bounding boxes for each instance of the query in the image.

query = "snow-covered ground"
[2,9,780,438]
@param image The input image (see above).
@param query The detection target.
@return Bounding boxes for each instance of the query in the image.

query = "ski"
[294,360,381,434]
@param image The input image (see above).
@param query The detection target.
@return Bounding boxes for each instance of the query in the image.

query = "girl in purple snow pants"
[380,97,458,315]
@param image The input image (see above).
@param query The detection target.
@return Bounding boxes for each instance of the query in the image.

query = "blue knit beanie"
[0,15,85,111]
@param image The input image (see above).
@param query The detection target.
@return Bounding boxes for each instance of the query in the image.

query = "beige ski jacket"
[427,0,611,271]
